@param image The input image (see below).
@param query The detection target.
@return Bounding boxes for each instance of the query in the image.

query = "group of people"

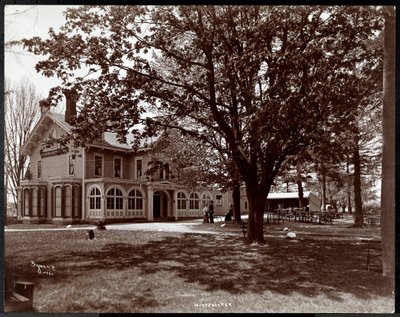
[202,201,215,223]
[202,202,233,223]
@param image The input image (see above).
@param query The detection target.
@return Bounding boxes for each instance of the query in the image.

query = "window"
[177,192,187,210]
[69,155,75,175]
[216,194,223,206]
[136,159,142,179]
[157,163,170,180]
[24,188,30,216]
[114,157,122,178]
[94,155,103,176]
[55,186,62,217]
[39,187,45,217]
[106,188,123,210]
[37,161,42,179]
[65,186,72,218]
[128,189,143,210]
[189,193,199,210]
[89,187,101,210]
[165,163,170,180]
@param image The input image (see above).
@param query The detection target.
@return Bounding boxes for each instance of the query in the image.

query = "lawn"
[4,218,394,313]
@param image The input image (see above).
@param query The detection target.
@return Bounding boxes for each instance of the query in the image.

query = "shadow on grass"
[11,231,391,302]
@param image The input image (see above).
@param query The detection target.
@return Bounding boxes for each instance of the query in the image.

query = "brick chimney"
[39,99,50,116]
[64,89,77,124]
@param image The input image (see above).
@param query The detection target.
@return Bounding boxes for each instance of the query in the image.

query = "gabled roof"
[20,111,72,156]
[21,111,162,155]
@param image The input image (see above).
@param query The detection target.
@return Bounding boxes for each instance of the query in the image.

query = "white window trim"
[88,186,102,211]
[106,187,124,210]
[94,153,104,177]
[176,191,188,210]
[189,192,200,211]
[215,194,224,206]
[113,156,123,178]
[127,188,144,211]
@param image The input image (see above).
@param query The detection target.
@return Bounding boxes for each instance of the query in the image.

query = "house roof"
[267,191,314,200]
[21,111,71,156]
[21,110,162,155]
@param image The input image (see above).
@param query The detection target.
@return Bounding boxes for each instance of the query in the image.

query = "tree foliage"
[23,5,383,243]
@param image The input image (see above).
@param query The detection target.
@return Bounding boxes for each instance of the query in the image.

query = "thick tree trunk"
[246,184,267,244]
[353,133,364,227]
[381,6,395,278]
[297,180,304,208]
[296,164,304,208]
[232,183,242,222]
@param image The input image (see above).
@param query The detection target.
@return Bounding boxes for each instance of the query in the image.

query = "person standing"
[202,205,209,223]
[209,201,214,223]
[225,203,233,221]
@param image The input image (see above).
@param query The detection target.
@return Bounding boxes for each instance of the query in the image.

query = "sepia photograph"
[4,5,395,313]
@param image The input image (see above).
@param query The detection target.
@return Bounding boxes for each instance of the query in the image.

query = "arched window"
[23,188,30,216]
[38,187,46,217]
[65,186,72,218]
[106,188,123,210]
[31,188,38,217]
[55,186,62,218]
[89,187,101,210]
[128,189,143,210]
[189,193,199,210]
[177,192,187,210]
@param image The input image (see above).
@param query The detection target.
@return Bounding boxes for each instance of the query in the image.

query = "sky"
[5,5,73,99]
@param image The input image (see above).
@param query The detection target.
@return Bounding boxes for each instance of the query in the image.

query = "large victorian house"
[17,96,322,224]
[17,96,245,224]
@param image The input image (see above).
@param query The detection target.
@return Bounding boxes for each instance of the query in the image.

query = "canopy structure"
[266,191,321,211]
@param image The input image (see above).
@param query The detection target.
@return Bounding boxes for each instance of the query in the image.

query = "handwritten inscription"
[30,261,55,276]
[194,302,232,308]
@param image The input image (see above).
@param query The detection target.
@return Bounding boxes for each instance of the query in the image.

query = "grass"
[4,217,394,313]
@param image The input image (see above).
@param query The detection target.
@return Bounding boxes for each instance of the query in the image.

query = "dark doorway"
[153,191,161,218]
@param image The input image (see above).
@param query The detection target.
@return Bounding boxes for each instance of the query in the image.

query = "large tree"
[380,5,395,278]
[23,6,383,243]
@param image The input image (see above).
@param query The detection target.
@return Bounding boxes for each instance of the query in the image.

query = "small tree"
[4,78,41,208]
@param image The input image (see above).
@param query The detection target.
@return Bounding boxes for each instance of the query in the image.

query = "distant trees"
[4,78,41,207]
[23,6,383,243]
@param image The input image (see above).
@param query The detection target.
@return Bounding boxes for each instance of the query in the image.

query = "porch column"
[17,189,22,219]
[147,188,154,221]
[101,194,106,219]
[170,190,177,220]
